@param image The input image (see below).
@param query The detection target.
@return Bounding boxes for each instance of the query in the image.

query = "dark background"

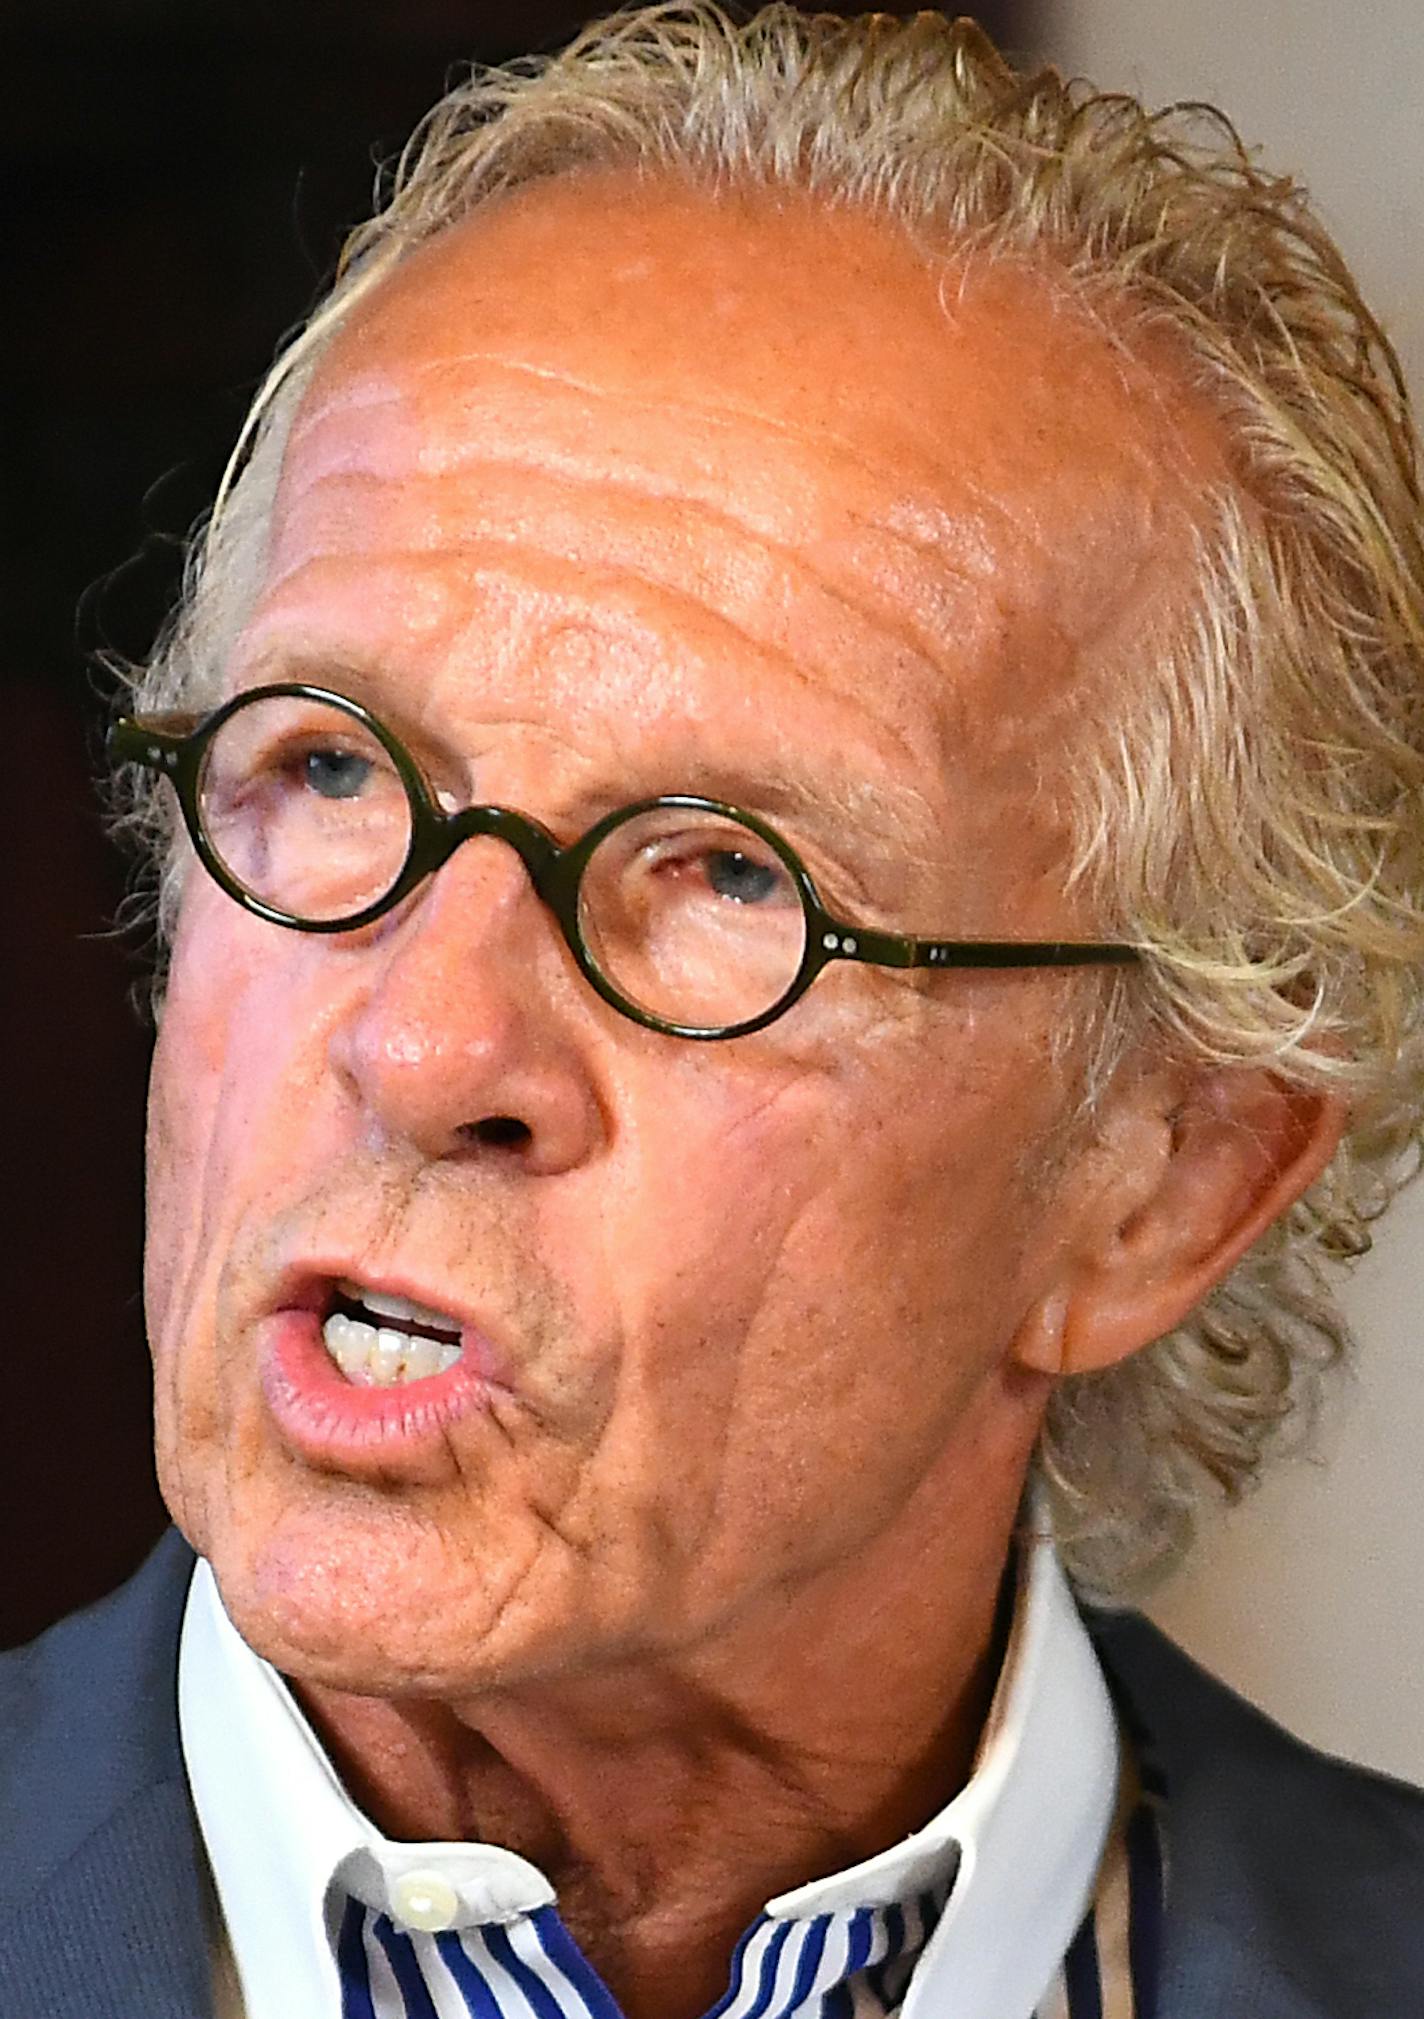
[4,0,1029,1649]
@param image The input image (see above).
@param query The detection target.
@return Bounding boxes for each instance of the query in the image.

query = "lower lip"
[260,1310,499,1474]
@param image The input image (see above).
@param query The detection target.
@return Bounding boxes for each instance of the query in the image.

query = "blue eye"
[304,749,373,800]
[705,849,781,904]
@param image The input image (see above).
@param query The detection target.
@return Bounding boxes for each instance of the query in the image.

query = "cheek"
[144,976,227,1541]
[144,903,326,1371]
[145,926,227,1361]
[573,1031,1052,1542]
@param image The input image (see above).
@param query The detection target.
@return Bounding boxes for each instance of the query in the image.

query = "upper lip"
[271,1260,485,1338]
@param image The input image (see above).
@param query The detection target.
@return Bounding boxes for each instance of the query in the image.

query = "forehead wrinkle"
[307,272,1197,559]
[303,344,1000,500]
[264,458,985,743]
[282,366,1124,753]
[249,532,950,796]
[290,349,1017,581]
[274,374,1017,726]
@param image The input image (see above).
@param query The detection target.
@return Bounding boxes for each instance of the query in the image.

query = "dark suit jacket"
[2,1529,1421,2017]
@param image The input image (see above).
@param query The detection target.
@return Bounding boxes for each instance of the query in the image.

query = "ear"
[1012,1060,1348,1378]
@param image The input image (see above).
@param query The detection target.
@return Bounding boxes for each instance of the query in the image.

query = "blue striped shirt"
[324,1766,1165,2018]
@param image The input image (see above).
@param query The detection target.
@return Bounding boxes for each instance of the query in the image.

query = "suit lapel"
[1088,1606,1381,2019]
[1154,1918,1326,2019]
[0,1777,211,2019]
[0,1529,211,2018]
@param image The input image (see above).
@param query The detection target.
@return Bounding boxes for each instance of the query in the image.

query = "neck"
[297,1464,1029,2019]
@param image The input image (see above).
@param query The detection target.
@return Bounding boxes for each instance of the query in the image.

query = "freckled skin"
[144,175,1232,2016]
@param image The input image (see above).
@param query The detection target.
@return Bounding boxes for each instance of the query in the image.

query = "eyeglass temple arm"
[818,922,1140,971]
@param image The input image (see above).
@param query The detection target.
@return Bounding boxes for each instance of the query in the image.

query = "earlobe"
[1013,1289,1071,1376]
[1023,1065,1348,1379]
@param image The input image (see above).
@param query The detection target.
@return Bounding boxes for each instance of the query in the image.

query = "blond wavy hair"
[114,5,1424,1599]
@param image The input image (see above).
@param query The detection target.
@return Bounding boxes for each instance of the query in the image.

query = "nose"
[326,835,607,1173]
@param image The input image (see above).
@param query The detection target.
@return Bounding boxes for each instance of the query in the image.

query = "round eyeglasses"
[109,683,1140,1040]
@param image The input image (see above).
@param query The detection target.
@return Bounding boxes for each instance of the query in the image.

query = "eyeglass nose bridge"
[397,798,573,921]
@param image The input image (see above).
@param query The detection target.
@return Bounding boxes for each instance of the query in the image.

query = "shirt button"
[391,1870,462,1932]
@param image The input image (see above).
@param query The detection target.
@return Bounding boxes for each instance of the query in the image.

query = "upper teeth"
[323,1280,464,1387]
[337,1280,462,1331]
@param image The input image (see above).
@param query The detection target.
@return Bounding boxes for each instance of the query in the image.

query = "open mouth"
[320,1278,464,1387]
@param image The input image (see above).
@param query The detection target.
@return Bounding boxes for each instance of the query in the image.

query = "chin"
[190,1489,526,1693]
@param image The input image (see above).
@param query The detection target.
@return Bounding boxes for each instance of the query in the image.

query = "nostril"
[464,1115,533,1150]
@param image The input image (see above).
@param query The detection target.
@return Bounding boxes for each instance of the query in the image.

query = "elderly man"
[6,6,1424,2017]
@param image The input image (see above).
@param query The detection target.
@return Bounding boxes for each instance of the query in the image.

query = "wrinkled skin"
[144,175,1336,2018]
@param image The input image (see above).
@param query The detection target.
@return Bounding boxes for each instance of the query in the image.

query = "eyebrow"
[673,760,939,865]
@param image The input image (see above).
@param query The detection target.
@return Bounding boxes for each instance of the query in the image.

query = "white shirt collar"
[180,1525,1118,2019]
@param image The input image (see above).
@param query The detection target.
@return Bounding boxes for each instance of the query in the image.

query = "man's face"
[145,175,1207,1694]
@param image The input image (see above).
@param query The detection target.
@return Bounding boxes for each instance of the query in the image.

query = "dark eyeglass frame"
[109,682,1140,1041]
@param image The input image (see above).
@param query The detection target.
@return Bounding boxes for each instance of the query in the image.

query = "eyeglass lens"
[196,692,810,1029]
